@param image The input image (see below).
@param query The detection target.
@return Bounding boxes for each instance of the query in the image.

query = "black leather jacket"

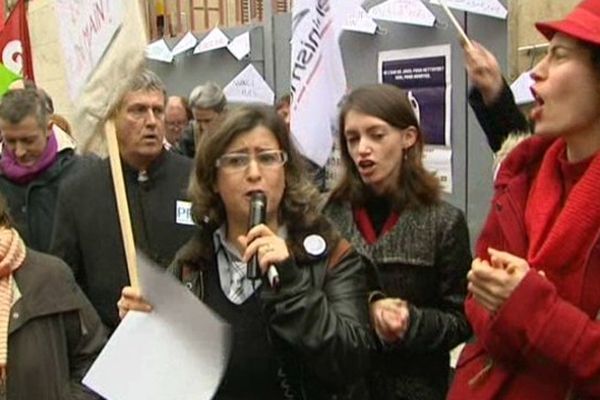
[168,216,377,399]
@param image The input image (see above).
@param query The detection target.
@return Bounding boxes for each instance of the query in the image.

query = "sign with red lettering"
[55,0,123,100]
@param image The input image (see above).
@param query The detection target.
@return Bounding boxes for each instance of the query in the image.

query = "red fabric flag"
[0,0,5,30]
[0,0,34,81]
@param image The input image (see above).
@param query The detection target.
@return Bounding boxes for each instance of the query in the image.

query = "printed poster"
[378,44,453,192]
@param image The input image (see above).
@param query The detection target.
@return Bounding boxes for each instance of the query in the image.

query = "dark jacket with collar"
[6,249,106,400]
[0,148,94,253]
[49,150,195,330]
[168,216,377,400]
[468,80,530,152]
[324,200,472,400]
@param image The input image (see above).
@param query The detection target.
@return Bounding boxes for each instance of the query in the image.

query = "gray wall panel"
[465,0,509,244]
[149,3,509,247]
[148,26,266,99]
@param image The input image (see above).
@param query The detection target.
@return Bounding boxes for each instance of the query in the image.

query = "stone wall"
[27,0,73,120]
[508,0,580,80]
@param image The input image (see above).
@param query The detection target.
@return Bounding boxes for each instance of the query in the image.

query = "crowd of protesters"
[1,1,600,399]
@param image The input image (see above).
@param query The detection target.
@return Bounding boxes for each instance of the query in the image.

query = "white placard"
[430,0,507,19]
[227,32,251,60]
[368,0,436,27]
[194,27,230,54]
[223,64,274,105]
[175,200,194,225]
[55,0,124,100]
[424,147,453,193]
[171,31,198,55]
[83,253,231,400]
[145,39,173,63]
[510,70,535,105]
[343,5,378,34]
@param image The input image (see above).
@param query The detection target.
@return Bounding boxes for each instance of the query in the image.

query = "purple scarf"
[0,132,59,184]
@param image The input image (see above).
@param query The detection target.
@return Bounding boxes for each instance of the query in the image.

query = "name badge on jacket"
[176,201,194,226]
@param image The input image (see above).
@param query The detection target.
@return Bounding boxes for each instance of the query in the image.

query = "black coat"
[0,150,93,252]
[7,250,106,400]
[468,80,530,152]
[50,151,195,330]
[324,200,472,400]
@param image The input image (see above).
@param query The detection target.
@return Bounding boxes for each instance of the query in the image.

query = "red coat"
[448,135,600,400]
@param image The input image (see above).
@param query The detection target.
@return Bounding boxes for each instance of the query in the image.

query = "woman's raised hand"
[463,41,504,106]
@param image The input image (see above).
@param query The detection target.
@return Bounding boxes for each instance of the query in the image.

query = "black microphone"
[247,191,267,280]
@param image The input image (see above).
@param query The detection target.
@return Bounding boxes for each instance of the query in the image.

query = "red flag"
[0,0,34,81]
[0,0,5,30]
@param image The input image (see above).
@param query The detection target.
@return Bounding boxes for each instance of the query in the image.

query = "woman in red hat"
[448,1,600,399]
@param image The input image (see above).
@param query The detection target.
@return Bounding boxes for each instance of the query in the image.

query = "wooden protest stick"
[439,0,473,48]
[66,0,147,289]
[105,120,139,289]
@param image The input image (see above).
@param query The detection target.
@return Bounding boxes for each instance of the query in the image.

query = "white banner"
[369,0,436,27]
[290,0,357,167]
[69,1,147,153]
[55,0,124,101]
[429,0,507,19]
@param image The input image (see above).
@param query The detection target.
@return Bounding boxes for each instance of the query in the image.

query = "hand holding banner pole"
[104,120,139,289]
[61,0,147,289]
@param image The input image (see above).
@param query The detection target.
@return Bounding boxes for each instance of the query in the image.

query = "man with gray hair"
[0,88,84,252]
[50,70,195,331]
[179,81,227,158]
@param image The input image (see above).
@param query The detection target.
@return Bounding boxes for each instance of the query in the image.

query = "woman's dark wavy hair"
[329,83,441,210]
[188,104,322,229]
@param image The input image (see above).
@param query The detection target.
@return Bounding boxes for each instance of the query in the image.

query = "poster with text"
[378,44,451,147]
[55,0,124,101]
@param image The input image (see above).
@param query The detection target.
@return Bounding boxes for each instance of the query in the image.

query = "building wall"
[508,0,580,80]
[24,0,581,135]
[27,0,73,120]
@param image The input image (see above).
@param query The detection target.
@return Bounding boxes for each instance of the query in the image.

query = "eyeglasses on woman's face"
[216,149,288,173]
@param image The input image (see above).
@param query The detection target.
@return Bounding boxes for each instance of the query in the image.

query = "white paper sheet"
[171,31,198,55]
[83,253,231,400]
[194,27,230,54]
[423,147,453,193]
[145,39,173,63]
[223,64,275,105]
[227,31,251,60]
[343,5,378,34]
[368,0,436,27]
[510,70,535,105]
[429,0,507,19]
[55,0,124,101]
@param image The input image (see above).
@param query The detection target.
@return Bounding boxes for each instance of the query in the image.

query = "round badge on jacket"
[303,234,327,257]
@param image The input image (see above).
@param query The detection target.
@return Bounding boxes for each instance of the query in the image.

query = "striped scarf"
[0,228,26,380]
